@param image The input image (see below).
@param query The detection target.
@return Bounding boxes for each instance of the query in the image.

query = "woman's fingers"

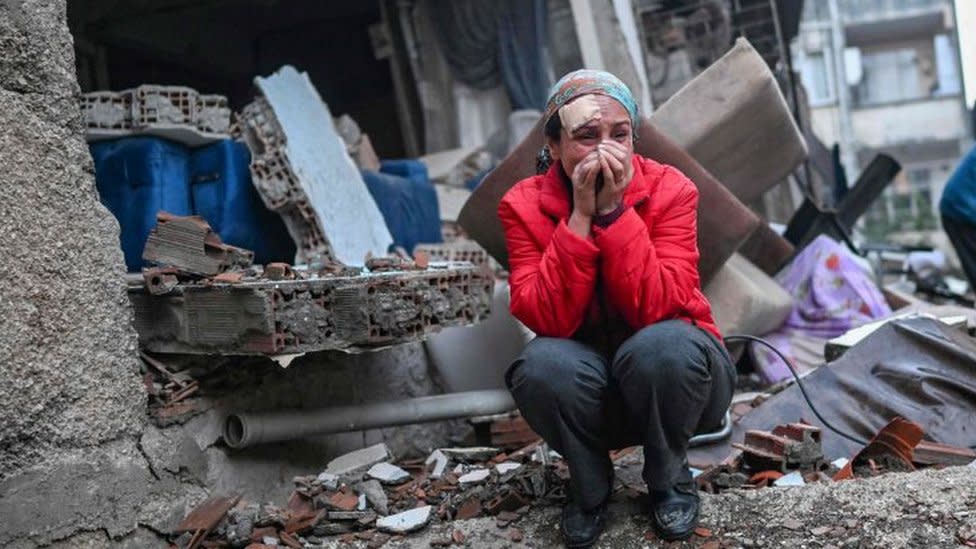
[601,146,626,184]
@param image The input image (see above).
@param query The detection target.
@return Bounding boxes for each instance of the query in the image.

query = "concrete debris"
[495,462,522,475]
[356,480,389,515]
[129,260,493,355]
[732,422,824,472]
[366,462,412,485]
[316,472,340,491]
[246,65,393,266]
[142,212,254,277]
[441,447,500,462]
[457,468,491,485]
[425,450,449,479]
[326,443,391,476]
[376,505,433,534]
[773,471,806,487]
[81,85,230,146]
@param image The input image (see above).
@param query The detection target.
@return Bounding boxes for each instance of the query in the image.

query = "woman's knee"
[507,338,609,401]
[614,321,709,384]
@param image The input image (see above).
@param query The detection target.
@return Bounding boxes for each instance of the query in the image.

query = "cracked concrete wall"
[0,2,178,547]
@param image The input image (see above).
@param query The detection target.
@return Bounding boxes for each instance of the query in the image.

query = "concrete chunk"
[774,471,806,487]
[316,472,340,491]
[325,443,390,475]
[440,447,499,462]
[366,462,411,485]
[458,468,491,485]
[376,505,432,534]
[425,449,449,479]
[495,462,522,475]
[355,480,389,515]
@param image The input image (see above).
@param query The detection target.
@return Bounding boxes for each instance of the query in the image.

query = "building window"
[933,34,962,96]
[800,50,836,105]
[852,48,922,106]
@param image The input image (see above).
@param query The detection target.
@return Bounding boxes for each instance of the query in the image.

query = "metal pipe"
[224,389,516,449]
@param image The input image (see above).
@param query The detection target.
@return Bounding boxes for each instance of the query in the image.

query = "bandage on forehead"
[558,94,602,133]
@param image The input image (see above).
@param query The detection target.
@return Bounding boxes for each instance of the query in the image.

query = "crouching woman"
[498,70,734,548]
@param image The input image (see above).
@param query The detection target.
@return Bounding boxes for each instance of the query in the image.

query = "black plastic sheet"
[690,317,976,465]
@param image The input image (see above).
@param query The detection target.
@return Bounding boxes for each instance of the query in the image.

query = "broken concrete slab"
[252,65,393,266]
[366,463,411,485]
[326,444,391,476]
[355,480,389,515]
[130,261,493,355]
[376,505,433,534]
[495,462,522,475]
[457,469,491,485]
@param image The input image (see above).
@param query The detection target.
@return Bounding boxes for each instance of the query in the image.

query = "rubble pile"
[695,418,976,494]
[170,440,576,549]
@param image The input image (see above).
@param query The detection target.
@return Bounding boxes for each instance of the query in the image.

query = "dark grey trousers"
[943,215,976,291]
[506,320,735,510]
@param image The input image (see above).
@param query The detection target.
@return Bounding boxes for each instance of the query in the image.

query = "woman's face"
[547,94,634,178]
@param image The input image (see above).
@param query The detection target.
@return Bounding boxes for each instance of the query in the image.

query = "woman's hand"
[567,150,601,237]
[596,140,633,215]
[571,150,601,218]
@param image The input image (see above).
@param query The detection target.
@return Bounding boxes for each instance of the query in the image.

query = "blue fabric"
[361,160,442,253]
[544,69,640,132]
[189,140,294,265]
[91,137,295,271]
[940,145,976,223]
[90,137,193,271]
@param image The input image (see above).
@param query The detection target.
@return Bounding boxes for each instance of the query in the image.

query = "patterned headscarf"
[543,69,639,133]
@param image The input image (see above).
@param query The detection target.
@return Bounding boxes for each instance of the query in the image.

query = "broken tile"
[458,468,491,485]
[811,526,834,536]
[326,491,360,512]
[367,462,412,485]
[456,497,482,520]
[495,462,522,475]
[375,505,432,534]
[773,471,806,487]
[356,480,389,515]
[508,527,524,542]
[326,443,391,475]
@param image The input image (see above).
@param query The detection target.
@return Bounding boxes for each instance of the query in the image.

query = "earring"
[536,145,553,175]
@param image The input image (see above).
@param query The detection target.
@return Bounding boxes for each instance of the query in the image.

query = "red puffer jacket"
[498,154,721,350]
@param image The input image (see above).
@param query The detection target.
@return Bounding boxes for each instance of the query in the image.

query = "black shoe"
[649,484,700,541]
[560,500,607,548]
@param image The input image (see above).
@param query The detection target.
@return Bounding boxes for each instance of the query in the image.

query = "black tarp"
[690,317,976,465]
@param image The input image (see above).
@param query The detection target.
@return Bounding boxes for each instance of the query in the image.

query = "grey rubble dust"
[309,466,976,549]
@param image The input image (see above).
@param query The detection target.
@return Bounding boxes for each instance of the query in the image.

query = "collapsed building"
[2,1,976,548]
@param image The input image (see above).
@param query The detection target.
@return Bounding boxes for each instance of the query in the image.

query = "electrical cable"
[723,334,868,446]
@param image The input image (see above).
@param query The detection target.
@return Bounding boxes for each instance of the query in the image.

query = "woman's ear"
[546,137,560,161]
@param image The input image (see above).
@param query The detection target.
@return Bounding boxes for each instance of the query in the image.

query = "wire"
[723,334,868,446]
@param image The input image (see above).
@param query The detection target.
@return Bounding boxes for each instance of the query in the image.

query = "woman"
[499,70,734,547]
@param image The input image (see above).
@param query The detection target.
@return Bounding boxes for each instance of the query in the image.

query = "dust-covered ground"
[313,465,976,549]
